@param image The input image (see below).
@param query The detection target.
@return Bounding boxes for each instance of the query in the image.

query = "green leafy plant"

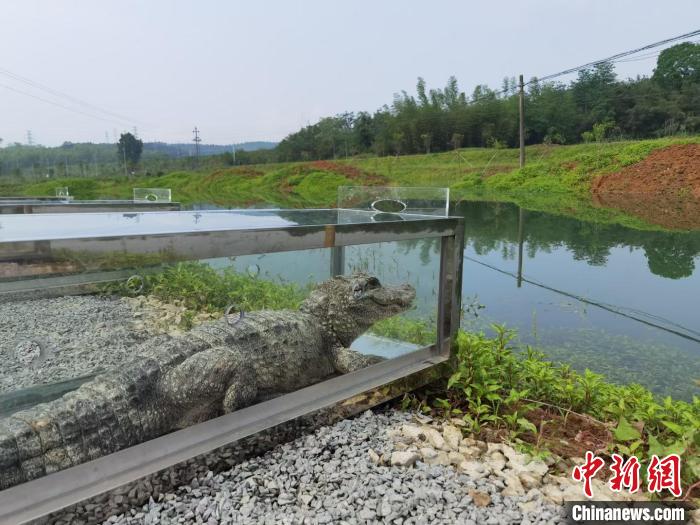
[442,326,699,496]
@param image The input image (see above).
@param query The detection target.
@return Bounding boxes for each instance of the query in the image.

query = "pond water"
[210,200,700,401]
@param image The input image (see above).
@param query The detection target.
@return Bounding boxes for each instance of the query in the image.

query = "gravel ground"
[103,410,567,525]
[0,295,150,394]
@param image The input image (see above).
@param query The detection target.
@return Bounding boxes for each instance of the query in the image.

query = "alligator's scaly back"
[0,274,415,489]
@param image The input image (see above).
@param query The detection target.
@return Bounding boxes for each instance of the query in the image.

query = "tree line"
[1,42,697,179]
[275,42,700,161]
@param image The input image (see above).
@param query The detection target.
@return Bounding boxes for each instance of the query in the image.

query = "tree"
[117,132,143,169]
[653,42,700,89]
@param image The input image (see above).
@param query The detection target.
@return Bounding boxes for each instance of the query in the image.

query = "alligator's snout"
[369,282,416,308]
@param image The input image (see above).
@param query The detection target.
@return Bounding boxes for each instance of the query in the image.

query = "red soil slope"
[591,144,700,230]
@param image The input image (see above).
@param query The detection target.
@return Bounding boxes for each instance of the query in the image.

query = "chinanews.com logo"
[566,451,691,524]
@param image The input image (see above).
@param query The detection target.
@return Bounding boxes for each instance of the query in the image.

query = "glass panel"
[133,187,172,203]
[54,187,71,200]
[338,185,450,216]
[0,208,442,242]
[0,233,437,490]
[344,240,439,357]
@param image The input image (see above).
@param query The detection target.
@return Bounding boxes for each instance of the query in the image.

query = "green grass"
[3,136,698,230]
[116,261,307,314]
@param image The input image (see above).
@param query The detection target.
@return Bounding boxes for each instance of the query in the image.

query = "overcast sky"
[1,0,698,146]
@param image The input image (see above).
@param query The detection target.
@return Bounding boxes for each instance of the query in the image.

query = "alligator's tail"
[0,334,208,491]
[0,370,154,490]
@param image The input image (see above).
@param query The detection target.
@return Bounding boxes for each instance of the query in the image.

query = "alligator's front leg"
[223,369,258,413]
[158,347,257,427]
[330,346,385,374]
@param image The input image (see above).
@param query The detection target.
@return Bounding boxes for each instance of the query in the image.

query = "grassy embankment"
[4,136,699,230]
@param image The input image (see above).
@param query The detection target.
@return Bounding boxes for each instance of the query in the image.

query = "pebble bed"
[103,410,568,525]
[0,295,150,394]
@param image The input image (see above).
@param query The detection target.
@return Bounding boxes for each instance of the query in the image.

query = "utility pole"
[518,74,525,168]
[232,143,236,165]
[517,74,526,288]
[123,145,128,178]
[192,127,201,167]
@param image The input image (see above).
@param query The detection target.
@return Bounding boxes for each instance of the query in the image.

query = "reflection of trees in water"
[644,235,696,279]
[454,201,700,280]
[397,238,439,266]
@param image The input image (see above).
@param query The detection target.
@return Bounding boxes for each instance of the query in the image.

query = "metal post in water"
[518,74,525,169]
[330,246,345,277]
[517,207,525,288]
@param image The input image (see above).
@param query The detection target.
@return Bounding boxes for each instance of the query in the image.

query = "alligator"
[0,273,415,490]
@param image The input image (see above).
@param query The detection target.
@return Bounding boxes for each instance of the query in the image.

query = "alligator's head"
[300,273,416,347]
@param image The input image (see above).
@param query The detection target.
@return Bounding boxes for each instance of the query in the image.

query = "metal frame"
[0,210,464,524]
[0,200,180,214]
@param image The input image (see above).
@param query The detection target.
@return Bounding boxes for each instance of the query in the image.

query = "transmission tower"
[192,126,202,166]
[26,130,33,146]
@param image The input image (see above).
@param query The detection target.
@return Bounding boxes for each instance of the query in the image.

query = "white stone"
[442,424,462,450]
[400,424,425,442]
[447,451,464,465]
[518,500,541,514]
[368,449,381,465]
[458,446,482,459]
[518,471,541,490]
[501,474,525,497]
[540,484,564,505]
[487,457,506,473]
[528,460,549,478]
[420,447,438,460]
[487,442,505,454]
[390,451,420,467]
[523,488,543,502]
[461,436,478,447]
[458,460,489,480]
[423,427,448,451]
[423,450,450,466]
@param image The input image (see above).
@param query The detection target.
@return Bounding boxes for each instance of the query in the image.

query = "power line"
[527,29,700,85]
[0,66,140,126]
[0,83,136,128]
[613,38,700,64]
[463,255,700,345]
[394,31,700,109]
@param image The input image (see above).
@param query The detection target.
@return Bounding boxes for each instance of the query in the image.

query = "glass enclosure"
[133,187,172,203]
[0,204,462,522]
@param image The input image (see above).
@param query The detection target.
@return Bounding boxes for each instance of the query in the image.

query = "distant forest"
[275,42,699,161]
[1,42,697,178]
[0,141,276,178]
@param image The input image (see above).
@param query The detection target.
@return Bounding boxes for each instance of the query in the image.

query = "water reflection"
[454,201,700,280]
[455,200,700,400]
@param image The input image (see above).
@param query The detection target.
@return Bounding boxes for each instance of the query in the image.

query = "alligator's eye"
[352,283,363,298]
[367,277,380,288]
